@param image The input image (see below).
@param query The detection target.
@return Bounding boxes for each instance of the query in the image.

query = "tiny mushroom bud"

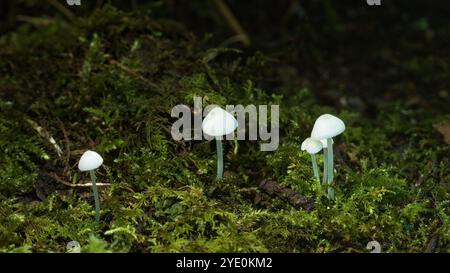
[202,107,238,179]
[78,150,103,224]
[301,138,322,182]
[311,114,346,199]
[301,138,323,155]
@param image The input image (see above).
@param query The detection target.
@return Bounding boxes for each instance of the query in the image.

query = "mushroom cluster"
[302,114,345,199]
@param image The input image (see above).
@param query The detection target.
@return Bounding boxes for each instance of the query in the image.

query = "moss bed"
[0,2,449,252]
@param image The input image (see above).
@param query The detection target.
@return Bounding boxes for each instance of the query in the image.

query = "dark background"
[1,0,449,116]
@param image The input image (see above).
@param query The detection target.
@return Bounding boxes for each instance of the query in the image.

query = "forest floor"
[0,1,449,252]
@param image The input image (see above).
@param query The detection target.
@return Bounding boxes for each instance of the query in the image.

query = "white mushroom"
[202,107,238,137]
[311,114,345,199]
[78,150,103,171]
[78,150,103,223]
[301,138,323,154]
[202,107,238,178]
[311,114,345,140]
[301,138,322,181]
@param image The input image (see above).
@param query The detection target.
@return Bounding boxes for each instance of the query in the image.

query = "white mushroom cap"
[320,138,334,148]
[311,114,345,140]
[202,107,238,137]
[78,150,103,172]
[301,138,323,154]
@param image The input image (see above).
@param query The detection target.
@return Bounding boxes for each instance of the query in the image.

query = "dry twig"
[213,0,251,47]
[109,59,159,89]
[258,179,315,211]
[49,173,111,187]
[47,0,75,19]
[16,15,54,26]
[26,119,63,158]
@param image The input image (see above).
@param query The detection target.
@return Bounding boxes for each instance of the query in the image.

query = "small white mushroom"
[78,150,103,171]
[78,150,103,223]
[301,138,322,181]
[301,138,323,154]
[311,114,345,199]
[202,107,238,137]
[202,107,238,179]
[311,114,345,140]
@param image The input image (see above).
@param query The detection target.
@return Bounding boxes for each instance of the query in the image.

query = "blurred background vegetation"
[2,0,449,113]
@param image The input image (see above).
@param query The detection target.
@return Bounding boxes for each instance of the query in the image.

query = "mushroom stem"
[322,148,328,185]
[311,154,320,182]
[89,170,100,223]
[216,137,223,179]
[326,138,335,199]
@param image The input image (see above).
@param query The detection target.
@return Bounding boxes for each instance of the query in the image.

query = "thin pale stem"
[327,138,335,199]
[322,148,328,185]
[311,154,320,182]
[216,137,223,179]
[89,170,100,223]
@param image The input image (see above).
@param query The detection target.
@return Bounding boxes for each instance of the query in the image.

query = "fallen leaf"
[433,122,450,145]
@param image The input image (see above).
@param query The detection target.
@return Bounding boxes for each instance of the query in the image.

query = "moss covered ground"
[0,1,449,252]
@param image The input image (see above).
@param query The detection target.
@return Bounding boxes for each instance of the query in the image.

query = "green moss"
[0,106,48,195]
